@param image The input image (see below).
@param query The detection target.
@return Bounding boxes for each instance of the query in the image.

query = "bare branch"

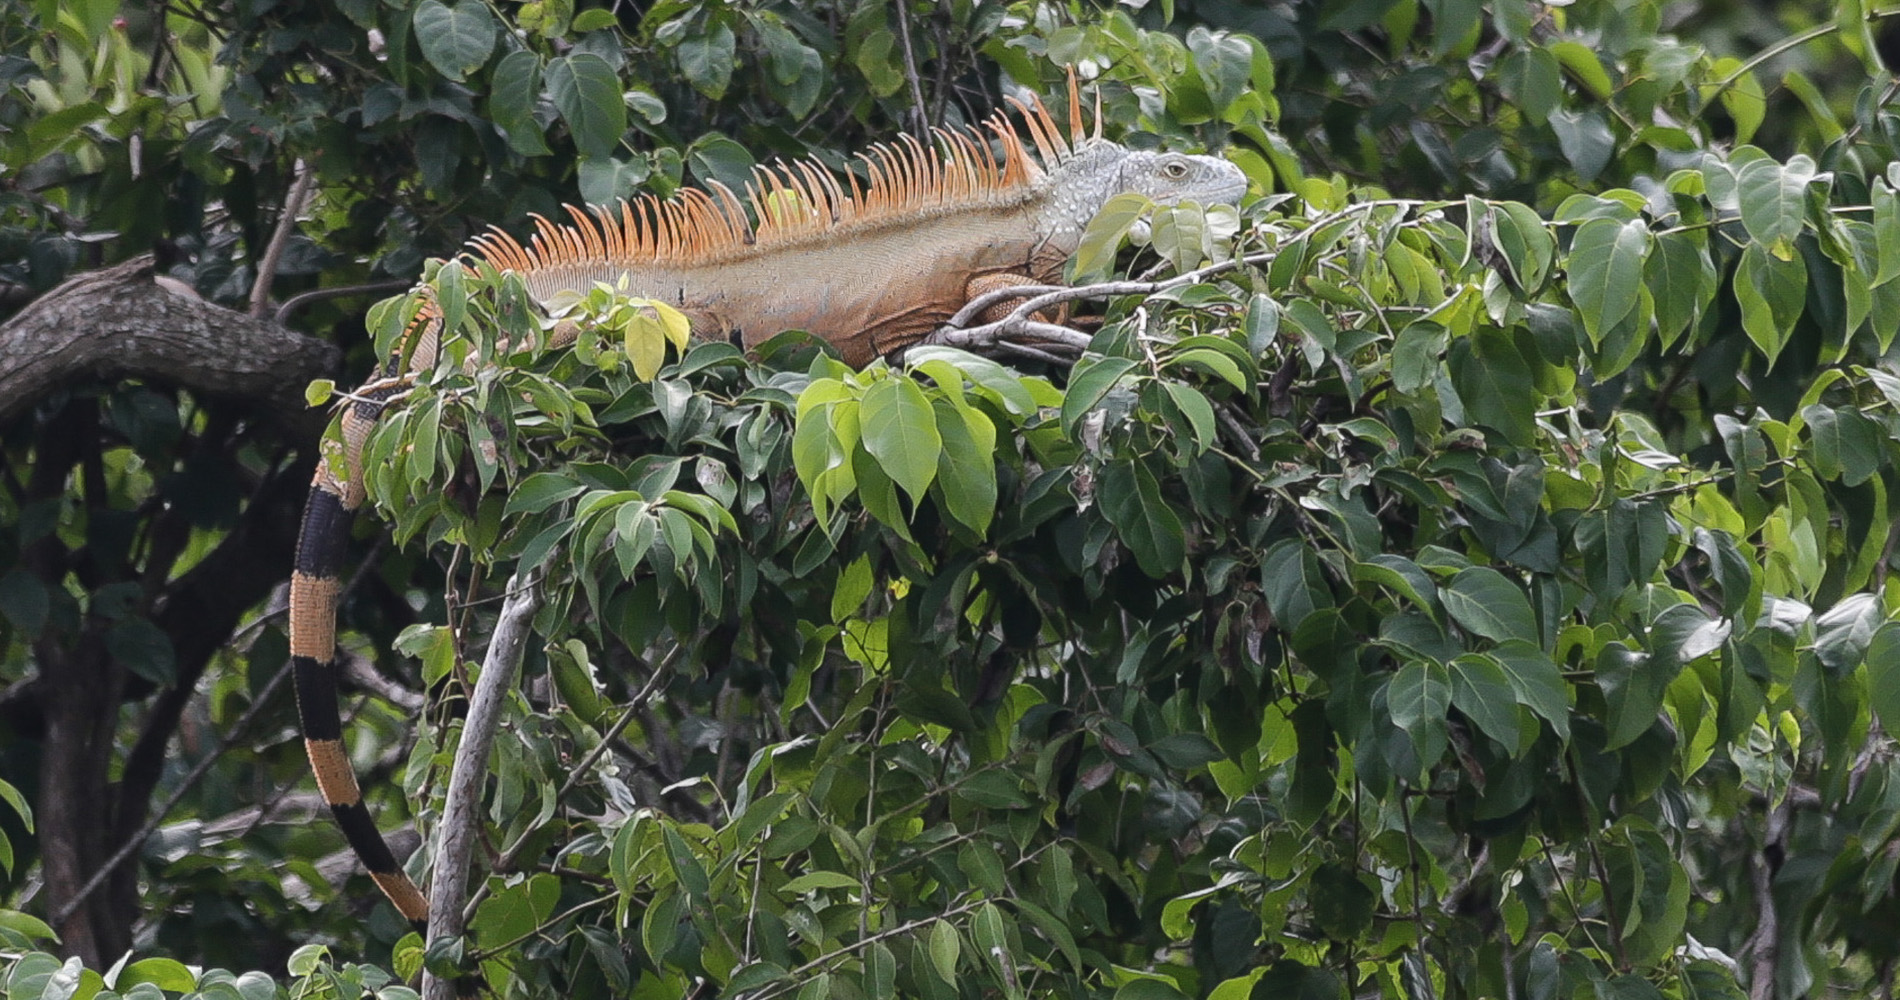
[891,0,930,137]
[275,278,412,325]
[251,159,317,318]
[0,256,337,425]
[423,563,548,1000]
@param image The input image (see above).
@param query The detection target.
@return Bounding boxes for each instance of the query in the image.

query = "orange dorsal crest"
[466,83,1097,276]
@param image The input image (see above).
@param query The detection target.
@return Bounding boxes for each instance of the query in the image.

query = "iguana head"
[1038,139,1248,246]
[1112,147,1249,207]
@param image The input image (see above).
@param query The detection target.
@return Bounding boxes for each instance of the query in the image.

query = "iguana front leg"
[965,272,1063,326]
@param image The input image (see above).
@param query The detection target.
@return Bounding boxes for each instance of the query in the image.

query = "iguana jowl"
[288,86,1246,948]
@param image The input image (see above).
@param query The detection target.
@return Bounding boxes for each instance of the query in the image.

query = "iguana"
[288,83,1246,960]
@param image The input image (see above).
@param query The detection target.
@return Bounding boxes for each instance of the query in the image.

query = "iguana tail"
[288,299,441,942]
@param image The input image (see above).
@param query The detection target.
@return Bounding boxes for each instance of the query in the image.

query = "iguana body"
[288,86,1244,958]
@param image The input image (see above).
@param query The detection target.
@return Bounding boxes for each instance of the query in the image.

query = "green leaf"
[907,346,1040,416]
[505,472,585,516]
[1353,554,1435,611]
[933,399,997,534]
[116,960,196,994]
[1873,180,1900,287]
[663,826,711,898]
[1149,733,1224,769]
[867,942,896,999]
[927,919,960,983]
[1735,154,1814,257]
[640,888,683,967]
[1567,218,1650,346]
[471,874,560,949]
[1802,404,1883,486]
[578,156,652,206]
[1391,321,1446,395]
[1813,593,1882,673]
[1261,539,1330,633]
[1073,193,1153,281]
[1492,640,1571,741]
[1151,203,1210,273]
[1645,232,1717,349]
[107,618,176,686]
[1243,293,1281,356]
[1712,60,1766,144]
[854,28,904,98]
[1736,241,1807,366]
[677,22,736,99]
[1595,644,1660,751]
[1113,980,1190,1000]
[1011,898,1082,972]
[0,570,50,636]
[781,870,861,894]
[1447,331,1536,446]
[1100,459,1186,578]
[1488,201,1556,293]
[483,80,555,150]
[547,53,627,159]
[1868,623,1900,734]
[859,378,941,505]
[685,134,757,195]
[413,0,496,81]
[1060,356,1139,437]
[1309,863,1376,941]
[1160,382,1217,455]
[1550,41,1613,99]
[1388,661,1451,732]
[570,8,617,31]
[1494,48,1561,124]
[1450,653,1523,748]
[1548,108,1615,184]
[1443,567,1538,644]
[1168,348,1248,393]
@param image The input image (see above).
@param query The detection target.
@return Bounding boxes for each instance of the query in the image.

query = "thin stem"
[1697,23,1841,115]
[250,160,316,318]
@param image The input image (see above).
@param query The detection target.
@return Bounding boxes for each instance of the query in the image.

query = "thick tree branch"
[0,255,338,425]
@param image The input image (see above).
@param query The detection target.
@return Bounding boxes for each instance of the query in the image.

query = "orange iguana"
[288,85,1245,951]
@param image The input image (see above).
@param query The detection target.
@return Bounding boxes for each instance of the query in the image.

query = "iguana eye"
[1163,160,1189,179]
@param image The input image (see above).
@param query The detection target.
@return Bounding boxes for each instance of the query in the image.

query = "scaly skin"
[499,138,1246,364]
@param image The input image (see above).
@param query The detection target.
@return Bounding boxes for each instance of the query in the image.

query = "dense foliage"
[8,2,1900,1000]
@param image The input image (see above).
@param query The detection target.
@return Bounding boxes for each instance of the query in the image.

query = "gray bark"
[0,255,338,424]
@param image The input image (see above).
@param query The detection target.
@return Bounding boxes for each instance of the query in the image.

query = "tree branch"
[251,159,317,318]
[0,255,338,425]
[423,563,548,1000]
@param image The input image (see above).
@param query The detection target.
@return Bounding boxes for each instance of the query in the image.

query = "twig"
[250,160,317,318]
[989,339,1078,364]
[891,0,930,138]
[422,562,549,1000]
[275,279,414,325]
[477,650,677,897]
[1697,23,1840,114]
